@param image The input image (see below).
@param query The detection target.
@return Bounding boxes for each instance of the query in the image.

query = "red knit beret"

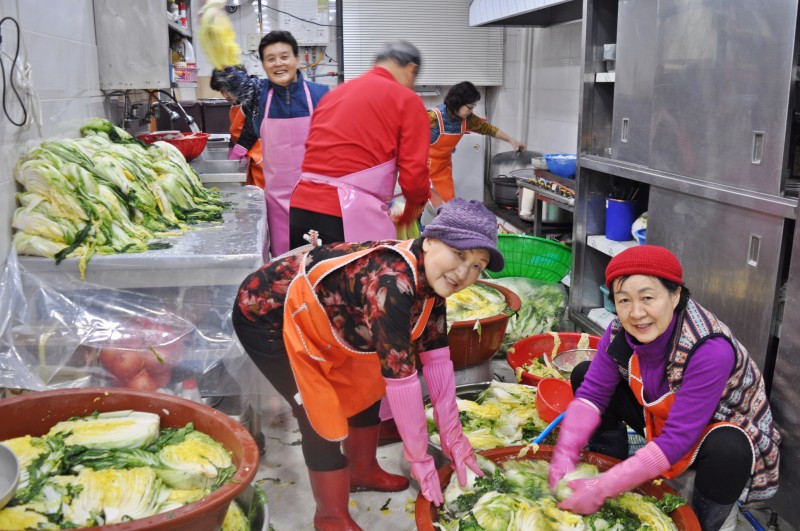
[605,245,683,288]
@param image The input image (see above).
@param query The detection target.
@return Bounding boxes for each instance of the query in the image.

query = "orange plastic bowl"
[447,281,521,369]
[508,332,601,386]
[0,387,259,530]
[415,446,701,530]
[536,377,574,422]
[138,131,210,161]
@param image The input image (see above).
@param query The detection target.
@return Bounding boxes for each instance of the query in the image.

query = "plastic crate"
[599,284,616,314]
[171,65,198,83]
[484,234,572,283]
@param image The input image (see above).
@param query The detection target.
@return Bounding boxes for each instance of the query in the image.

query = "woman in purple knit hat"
[549,245,780,530]
[232,198,503,530]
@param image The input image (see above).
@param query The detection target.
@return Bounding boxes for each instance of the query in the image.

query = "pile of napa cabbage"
[433,456,687,531]
[427,381,556,451]
[0,410,261,530]
[12,119,227,279]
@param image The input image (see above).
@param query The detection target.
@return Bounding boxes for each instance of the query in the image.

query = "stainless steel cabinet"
[95,0,170,90]
[94,0,186,90]
[574,0,800,525]
[647,187,784,370]
[770,226,800,524]
[649,0,798,194]
[610,0,657,166]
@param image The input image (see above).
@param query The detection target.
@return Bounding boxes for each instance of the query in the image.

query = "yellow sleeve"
[466,113,499,137]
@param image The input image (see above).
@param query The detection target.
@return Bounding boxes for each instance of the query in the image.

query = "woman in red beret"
[548,245,780,530]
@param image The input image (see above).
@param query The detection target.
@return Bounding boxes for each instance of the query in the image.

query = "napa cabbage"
[48,410,160,450]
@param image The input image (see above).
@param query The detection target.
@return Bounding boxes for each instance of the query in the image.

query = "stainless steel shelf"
[517,180,575,210]
[168,19,192,38]
[581,155,798,219]
[571,310,606,337]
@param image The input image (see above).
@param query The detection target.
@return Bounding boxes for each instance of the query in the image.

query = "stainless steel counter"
[17,186,264,289]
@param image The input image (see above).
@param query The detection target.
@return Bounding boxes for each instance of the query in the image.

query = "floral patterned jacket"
[236,238,447,378]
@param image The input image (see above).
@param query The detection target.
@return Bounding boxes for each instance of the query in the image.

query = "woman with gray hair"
[288,40,433,249]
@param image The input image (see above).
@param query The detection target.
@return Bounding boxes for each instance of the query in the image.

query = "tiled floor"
[249,361,793,530]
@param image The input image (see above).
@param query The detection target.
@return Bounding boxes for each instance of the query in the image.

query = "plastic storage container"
[202,99,233,134]
[599,284,616,313]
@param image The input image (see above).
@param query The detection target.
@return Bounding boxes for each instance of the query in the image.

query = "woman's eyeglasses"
[465,103,477,110]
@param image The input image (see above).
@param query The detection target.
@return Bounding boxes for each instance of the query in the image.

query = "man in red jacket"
[289,40,432,248]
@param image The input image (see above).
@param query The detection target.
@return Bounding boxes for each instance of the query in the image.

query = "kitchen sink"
[189,151,247,190]
[203,139,230,160]
[190,158,242,174]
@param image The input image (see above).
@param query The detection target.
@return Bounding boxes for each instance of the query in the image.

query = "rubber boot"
[344,425,410,492]
[378,419,403,445]
[692,488,737,531]
[308,468,362,531]
[587,422,629,461]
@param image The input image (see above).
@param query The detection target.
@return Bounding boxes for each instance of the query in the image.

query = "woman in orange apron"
[209,67,264,188]
[232,199,504,530]
[548,245,780,531]
[428,81,526,202]
[227,104,264,188]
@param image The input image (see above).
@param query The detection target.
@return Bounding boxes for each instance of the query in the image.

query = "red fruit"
[151,369,172,388]
[99,347,145,380]
[125,369,158,392]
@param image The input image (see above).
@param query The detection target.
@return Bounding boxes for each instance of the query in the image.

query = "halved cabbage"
[48,410,160,450]
[64,467,169,526]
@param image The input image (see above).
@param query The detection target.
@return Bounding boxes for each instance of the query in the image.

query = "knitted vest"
[608,299,781,501]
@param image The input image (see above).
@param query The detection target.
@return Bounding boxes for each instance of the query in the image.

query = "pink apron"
[298,158,398,241]
[260,82,314,261]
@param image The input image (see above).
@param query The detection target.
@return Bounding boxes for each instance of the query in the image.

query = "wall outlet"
[246,33,260,51]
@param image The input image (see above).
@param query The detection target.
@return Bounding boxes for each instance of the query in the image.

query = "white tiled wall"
[486,23,582,157]
[0,0,104,265]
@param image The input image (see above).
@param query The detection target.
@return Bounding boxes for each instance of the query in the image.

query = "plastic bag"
[487,277,567,355]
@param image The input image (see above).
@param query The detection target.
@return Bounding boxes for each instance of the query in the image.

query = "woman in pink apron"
[548,245,780,531]
[288,41,432,250]
[215,31,329,261]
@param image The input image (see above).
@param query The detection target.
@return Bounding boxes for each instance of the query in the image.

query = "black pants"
[232,303,380,471]
[571,361,753,504]
[289,207,345,249]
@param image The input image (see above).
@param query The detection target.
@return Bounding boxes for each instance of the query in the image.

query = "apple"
[99,347,145,380]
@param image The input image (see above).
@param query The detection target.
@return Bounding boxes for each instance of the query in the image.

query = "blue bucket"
[605,199,637,241]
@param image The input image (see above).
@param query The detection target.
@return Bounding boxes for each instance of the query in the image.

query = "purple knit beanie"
[421,198,504,271]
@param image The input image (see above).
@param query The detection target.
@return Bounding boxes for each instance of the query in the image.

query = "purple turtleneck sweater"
[575,314,735,464]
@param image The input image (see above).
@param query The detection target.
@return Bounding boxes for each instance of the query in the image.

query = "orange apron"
[228,106,264,189]
[629,354,736,478]
[427,107,465,202]
[282,240,435,441]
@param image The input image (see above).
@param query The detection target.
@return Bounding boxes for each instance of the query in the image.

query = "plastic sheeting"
[0,186,266,398]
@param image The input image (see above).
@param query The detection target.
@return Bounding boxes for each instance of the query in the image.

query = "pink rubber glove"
[421,347,483,487]
[228,143,248,160]
[384,372,444,506]
[548,399,601,489]
[559,442,670,514]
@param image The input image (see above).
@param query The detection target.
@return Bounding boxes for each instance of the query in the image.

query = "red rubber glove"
[384,372,444,506]
[421,347,483,487]
[558,442,670,514]
[548,399,601,489]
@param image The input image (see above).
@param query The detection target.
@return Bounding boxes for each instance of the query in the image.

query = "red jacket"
[293,67,431,216]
